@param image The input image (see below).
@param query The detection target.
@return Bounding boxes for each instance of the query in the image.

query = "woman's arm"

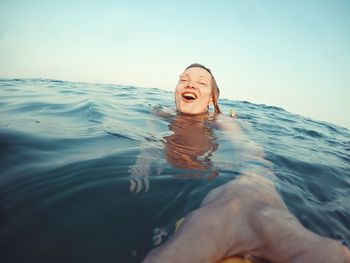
[143,115,350,262]
[216,114,275,180]
[143,175,350,263]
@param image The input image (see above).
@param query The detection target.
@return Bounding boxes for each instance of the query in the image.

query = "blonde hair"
[185,63,221,114]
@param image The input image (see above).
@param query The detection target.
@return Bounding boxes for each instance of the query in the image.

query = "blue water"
[0,78,349,263]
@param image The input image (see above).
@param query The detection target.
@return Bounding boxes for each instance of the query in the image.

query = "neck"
[176,110,209,119]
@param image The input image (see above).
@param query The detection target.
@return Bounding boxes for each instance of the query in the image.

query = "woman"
[142,64,350,262]
[175,63,221,115]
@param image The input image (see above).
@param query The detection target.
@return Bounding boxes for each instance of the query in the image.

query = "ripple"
[1,78,350,261]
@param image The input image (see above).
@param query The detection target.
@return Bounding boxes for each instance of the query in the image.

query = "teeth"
[182,92,197,99]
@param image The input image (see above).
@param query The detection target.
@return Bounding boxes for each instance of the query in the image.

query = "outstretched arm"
[143,116,350,262]
[143,175,350,263]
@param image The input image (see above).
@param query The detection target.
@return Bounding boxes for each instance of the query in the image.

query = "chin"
[177,106,207,116]
[176,99,207,115]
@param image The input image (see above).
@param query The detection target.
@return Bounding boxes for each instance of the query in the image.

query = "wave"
[0,78,349,261]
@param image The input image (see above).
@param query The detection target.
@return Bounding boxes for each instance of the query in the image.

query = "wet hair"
[185,63,221,114]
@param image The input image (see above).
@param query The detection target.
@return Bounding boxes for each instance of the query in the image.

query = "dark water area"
[0,78,349,263]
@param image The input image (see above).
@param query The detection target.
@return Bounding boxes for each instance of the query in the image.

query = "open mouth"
[182,92,197,101]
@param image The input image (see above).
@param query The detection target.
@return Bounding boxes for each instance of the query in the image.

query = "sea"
[0,78,349,263]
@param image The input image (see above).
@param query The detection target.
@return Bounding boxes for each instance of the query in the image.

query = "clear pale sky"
[1,0,349,129]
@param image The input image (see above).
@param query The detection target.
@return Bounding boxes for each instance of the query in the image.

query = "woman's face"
[175,67,212,115]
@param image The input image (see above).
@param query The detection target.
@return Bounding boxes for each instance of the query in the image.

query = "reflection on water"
[129,112,220,193]
[164,113,218,174]
[0,79,349,263]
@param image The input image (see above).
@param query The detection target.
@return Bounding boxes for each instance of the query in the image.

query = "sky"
[1,0,349,129]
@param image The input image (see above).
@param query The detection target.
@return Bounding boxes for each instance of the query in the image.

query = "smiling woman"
[175,63,221,115]
[142,64,350,263]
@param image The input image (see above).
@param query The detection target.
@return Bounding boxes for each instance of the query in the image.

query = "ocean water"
[0,78,349,263]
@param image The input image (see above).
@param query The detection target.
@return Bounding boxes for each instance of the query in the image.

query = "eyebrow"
[180,74,210,79]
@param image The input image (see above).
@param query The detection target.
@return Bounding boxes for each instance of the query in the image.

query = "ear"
[208,97,213,106]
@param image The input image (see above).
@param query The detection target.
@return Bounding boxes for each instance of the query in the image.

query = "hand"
[129,149,162,193]
[143,175,350,263]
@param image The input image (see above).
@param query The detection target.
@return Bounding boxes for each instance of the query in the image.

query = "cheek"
[175,86,182,104]
[201,89,212,102]
[175,87,181,100]
[175,85,182,95]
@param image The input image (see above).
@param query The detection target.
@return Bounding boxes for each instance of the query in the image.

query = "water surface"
[0,78,349,262]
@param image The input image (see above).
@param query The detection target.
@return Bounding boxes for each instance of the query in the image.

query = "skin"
[161,113,220,181]
[142,66,350,263]
[143,174,350,263]
[175,67,213,115]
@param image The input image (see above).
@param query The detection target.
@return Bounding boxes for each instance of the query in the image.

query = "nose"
[186,80,196,89]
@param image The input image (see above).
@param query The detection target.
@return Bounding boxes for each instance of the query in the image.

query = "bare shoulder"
[215,113,245,135]
[152,105,176,118]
